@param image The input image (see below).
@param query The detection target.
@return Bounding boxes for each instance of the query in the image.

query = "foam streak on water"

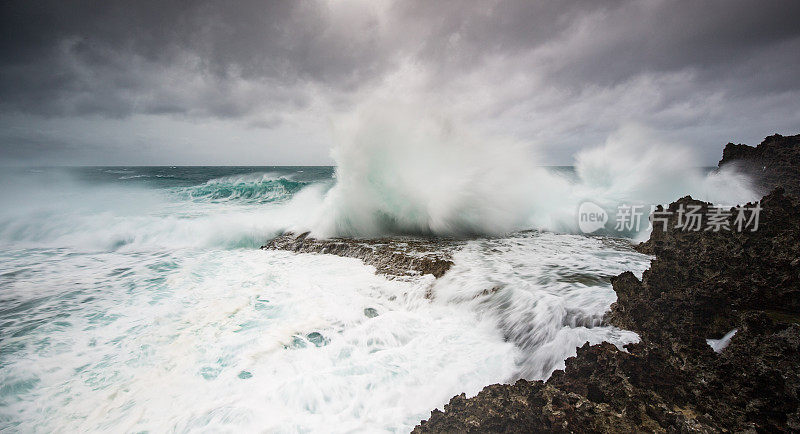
[433,232,649,380]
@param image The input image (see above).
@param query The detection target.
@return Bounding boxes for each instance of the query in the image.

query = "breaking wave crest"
[173,173,309,204]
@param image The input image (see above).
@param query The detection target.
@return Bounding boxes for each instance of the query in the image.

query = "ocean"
[0,164,753,432]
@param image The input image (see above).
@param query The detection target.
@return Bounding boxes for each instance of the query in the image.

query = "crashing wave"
[303,105,757,239]
[174,173,310,204]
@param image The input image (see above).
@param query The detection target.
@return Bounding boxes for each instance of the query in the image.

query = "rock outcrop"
[415,135,800,432]
[718,133,800,198]
[620,190,800,341]
[262,232,459,278]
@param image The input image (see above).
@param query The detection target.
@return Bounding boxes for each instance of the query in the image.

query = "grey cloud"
[1,0,799,165]
[391,0,800,93]
[380,0,800,164]
[3,0,800,118]
[0,0,392,119]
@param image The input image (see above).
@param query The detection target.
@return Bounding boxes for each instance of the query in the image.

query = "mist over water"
[0,123,758,431]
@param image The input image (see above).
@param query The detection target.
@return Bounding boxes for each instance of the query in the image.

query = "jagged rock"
[262,232,460,278]
[718,133,800,198]
[415,341,717,433]
[626,189,800,341]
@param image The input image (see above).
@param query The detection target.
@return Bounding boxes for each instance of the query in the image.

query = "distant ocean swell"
[0,168,330,251]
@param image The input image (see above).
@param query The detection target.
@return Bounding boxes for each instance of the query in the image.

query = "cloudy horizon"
[1,0,799,166]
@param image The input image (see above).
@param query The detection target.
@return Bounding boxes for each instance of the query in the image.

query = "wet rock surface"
[719,133,800,198]
[262,232,461,278]
[415,137,800,433]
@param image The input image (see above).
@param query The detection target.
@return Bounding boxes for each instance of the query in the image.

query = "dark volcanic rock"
[262,232,460,278]
[622,189,800,341]
[718,133,800,198]
[416,186,800,430]
[415,341,709,433]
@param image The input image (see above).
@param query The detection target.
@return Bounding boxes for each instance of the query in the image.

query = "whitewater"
[0,122,759,432]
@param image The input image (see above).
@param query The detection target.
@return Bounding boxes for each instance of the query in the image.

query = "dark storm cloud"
[0,0,392,118]
[391,0,800,98]
[1,0,799,164]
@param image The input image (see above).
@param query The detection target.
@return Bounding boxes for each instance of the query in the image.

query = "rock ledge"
[262,232,460,278]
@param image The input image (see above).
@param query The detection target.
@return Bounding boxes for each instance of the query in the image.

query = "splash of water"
[309,106,757,238]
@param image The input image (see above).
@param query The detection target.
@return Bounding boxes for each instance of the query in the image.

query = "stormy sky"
[1,0,799,166]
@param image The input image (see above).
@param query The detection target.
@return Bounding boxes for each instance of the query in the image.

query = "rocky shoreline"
[718,133,800,198]
[414,134,800,432]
